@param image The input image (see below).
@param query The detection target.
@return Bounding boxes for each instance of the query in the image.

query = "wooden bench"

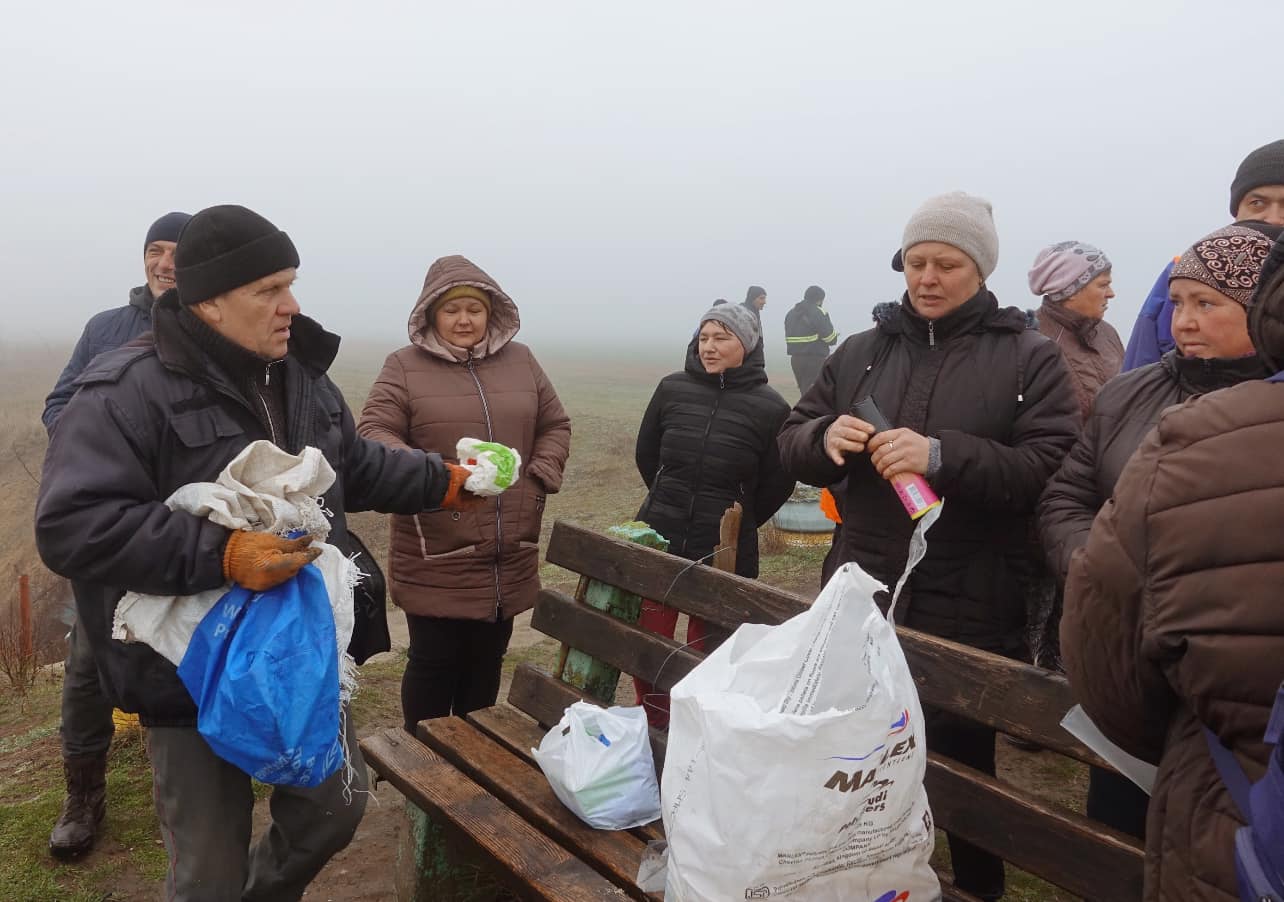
[361,520,1145,901]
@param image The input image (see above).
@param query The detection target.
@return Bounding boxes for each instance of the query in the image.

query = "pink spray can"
[852,396,942,520]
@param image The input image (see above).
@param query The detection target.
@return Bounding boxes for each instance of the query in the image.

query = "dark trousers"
[926,708,1005,900]
[61,619,115,758]
[1086,765,1149,840]
[402,615,515,733]
[146,707,366,901]
[790,354,825,396]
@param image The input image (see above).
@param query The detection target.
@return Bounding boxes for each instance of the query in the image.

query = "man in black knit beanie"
[37,204,481,900]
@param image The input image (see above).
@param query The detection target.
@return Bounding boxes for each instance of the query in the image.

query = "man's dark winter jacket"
[784,298,838,357]
[35,291,451,727]
[635,338,794,578]
[1038,350,1268,586]
[778,290,1078,653]
[43,286,155,434]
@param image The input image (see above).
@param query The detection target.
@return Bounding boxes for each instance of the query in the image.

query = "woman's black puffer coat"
[635,339,795,578]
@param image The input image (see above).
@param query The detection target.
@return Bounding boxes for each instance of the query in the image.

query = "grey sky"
[2,0,1280,353]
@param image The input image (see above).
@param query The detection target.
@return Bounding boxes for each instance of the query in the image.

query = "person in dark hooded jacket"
[42,212,191,435]
[41,210,190,862]
[741,284,768,368]
[778,191,1078,901]
[784,284,838,394]
[632,303,794,727]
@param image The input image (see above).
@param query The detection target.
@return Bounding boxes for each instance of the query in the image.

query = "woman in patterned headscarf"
[1041,223,1280,842]
[1027,241,1124,422]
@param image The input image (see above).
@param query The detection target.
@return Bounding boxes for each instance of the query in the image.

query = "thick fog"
[1,0,1279,353]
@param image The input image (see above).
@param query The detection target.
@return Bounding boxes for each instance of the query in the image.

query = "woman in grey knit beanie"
[777,191,1079,901]
[630,307,795,728]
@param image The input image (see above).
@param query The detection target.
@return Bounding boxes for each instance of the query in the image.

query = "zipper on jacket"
[256,362,282,445]
[257,391,278,444]
[465,357,504,621]
[928,321,936,348]
[681,376,725,556]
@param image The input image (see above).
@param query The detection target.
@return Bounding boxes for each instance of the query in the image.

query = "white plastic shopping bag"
[532,702,661,830]
[661,561,941,901]
[455,437,521,497]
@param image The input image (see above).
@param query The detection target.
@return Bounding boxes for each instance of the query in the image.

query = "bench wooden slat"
[418,716,660,901]
[533,588,702,692]
[899,632,1108,768]
[542,520,1107,768]
[546,520,806,627]
[468,704,550,763]
[467,705,668,847]
[507,664,1142,899]
[926,752,1144,900]
[360,728,629,901]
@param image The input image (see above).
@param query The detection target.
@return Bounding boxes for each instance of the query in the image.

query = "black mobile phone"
[851,396,893,434]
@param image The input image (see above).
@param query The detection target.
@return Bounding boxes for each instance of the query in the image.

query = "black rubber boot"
[49,751,108,860]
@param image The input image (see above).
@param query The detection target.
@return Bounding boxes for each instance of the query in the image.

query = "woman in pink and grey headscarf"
[1028,241,1125,422]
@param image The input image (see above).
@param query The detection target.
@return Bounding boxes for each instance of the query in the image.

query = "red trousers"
[632,599,709,729]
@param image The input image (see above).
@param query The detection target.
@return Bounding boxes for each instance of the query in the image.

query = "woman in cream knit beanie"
[901,191,1000,282]
[778,189,1079,900]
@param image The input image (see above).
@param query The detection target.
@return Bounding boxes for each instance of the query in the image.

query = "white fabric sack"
[112,440,361,698]
[662,562,940,901]
[532,702,661,831]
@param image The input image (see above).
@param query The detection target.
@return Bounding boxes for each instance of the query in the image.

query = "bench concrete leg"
[396,800,512,901]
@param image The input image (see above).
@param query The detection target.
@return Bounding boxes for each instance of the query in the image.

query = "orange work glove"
[442,463,485,511]
[222,531,321,592]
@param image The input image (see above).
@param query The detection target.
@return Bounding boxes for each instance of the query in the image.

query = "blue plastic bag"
[177,563,342,787]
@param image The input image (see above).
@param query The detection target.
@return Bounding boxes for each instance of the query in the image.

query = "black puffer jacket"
[35,291,450,726]
[635,339,794,578]
[778,290,1078,653]
[1038,350,1269,585]
[43,285,156,434]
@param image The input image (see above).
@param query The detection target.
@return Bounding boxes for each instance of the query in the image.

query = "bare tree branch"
[10,445,40,487]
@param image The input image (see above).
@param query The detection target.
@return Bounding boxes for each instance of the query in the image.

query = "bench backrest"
[512,520,1144,899]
